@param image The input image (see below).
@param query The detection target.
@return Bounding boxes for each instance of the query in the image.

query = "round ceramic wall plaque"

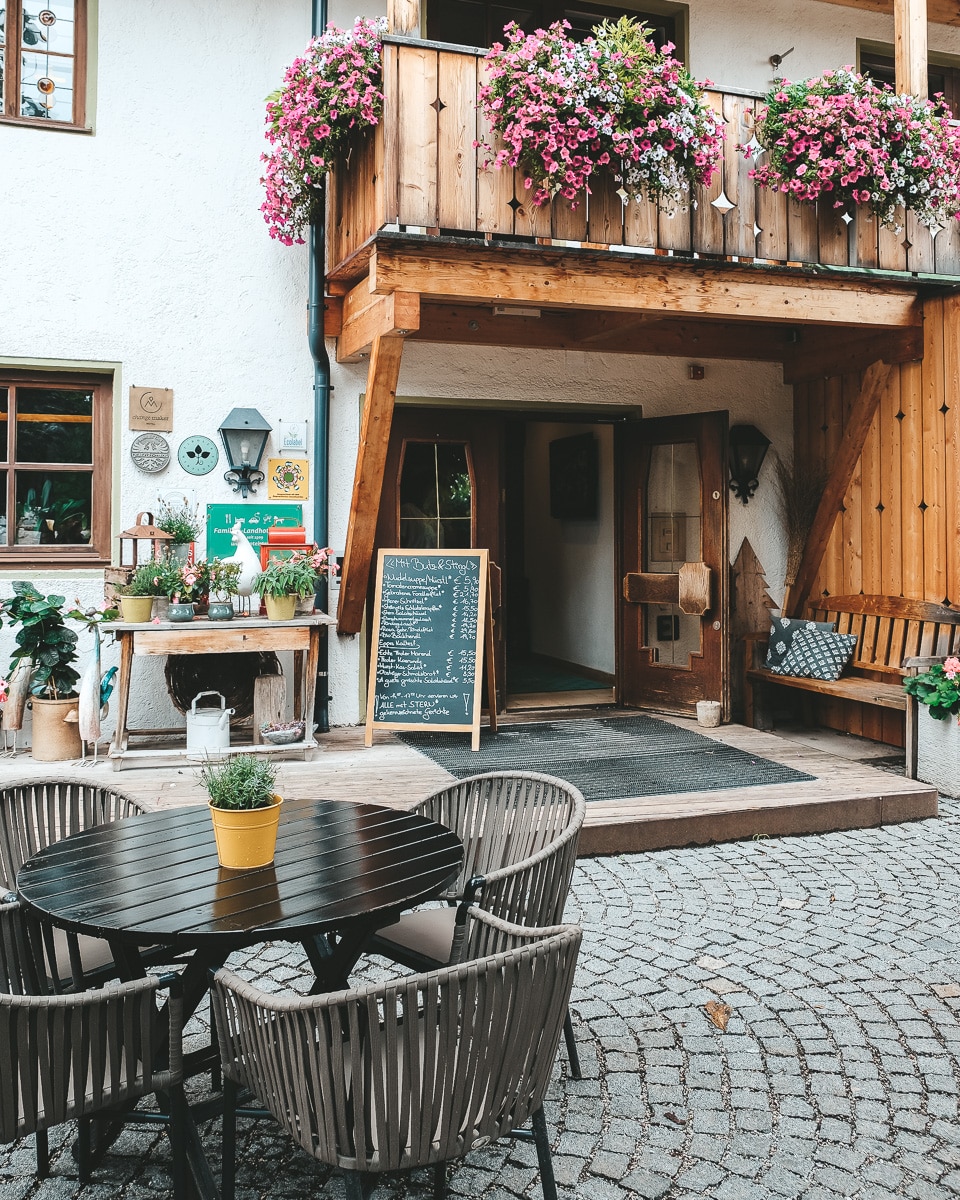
[178,435,219,476]
[130,433,170,473]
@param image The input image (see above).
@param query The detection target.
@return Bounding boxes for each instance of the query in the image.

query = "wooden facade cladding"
[793,294,960,741]
[327,38,960,284]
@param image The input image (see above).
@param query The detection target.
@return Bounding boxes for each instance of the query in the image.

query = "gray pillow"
[777,628,858,681]
[765,618,835,673]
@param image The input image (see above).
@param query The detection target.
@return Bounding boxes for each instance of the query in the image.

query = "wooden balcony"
[328,36,960,286]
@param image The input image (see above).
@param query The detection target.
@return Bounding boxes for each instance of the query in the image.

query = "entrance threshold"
[506,689,616,711]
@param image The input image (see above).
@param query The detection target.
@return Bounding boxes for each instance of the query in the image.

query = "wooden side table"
[101,614,336,769]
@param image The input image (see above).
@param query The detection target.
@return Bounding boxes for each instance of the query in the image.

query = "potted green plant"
[207,558,241,621]
[200,754,283,869]
[156,499,202,563]
[0,583,112,761]
[254,548,334,621]
[116,562,162,623]
[904,656,960,797]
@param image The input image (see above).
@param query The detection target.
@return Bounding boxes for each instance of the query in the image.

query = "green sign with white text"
[205,503,303,560]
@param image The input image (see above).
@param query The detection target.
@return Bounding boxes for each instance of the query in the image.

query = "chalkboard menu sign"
[365,549,495,750]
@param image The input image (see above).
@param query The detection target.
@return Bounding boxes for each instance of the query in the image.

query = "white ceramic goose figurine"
[221,521,262,612]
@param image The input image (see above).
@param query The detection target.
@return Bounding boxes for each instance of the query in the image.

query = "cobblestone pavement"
[5,802,960,1199]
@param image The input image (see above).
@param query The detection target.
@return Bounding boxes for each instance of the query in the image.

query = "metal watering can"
[186,691,235,754]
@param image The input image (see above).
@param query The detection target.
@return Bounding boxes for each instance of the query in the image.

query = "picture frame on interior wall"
[549,433,598,520]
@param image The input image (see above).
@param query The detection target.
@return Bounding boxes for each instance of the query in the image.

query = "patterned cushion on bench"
[776,628,859,681]
[765,618,835,673]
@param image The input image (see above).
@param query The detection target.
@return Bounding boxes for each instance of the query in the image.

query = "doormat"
[397,714,815,802]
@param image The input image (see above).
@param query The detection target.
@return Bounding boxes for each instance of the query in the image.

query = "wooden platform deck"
[0,715,937,856]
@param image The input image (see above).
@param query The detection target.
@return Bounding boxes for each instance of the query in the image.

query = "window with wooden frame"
[398,440,475,548]
[427,1,683,54]
[1,1,89,129]
[0,372,112,566]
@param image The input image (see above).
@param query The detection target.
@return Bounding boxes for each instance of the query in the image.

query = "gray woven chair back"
[415,771,585,928]
[0,901,181,1143]
[212,910,582,1176]
[0,778,144,891]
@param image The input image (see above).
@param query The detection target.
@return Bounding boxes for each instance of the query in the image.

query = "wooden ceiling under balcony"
[814,0,960,27]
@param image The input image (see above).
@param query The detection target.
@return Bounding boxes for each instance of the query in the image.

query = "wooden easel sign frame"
[365,549,497,751]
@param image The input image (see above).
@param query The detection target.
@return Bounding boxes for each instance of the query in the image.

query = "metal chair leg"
[35,1128,49,1178]
[167,1086,190,1200]
[563,1010,581,1079]
[76,1118,91,1182]
[344,1170,366,1199]
[221,1077,238,1200]
[532,1107,558,1200]
[433,1161,447,1199]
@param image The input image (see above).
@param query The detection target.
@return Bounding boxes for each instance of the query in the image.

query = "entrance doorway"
[374,405,726,717]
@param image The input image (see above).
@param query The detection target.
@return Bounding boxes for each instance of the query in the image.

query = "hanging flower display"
[260,16,386,245]
[744,67,960,231]
[477,17,724,213]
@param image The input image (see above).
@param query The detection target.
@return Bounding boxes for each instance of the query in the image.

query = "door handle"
[622,562,712,615]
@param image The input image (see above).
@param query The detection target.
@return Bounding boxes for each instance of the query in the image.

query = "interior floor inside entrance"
[505,651,615,710]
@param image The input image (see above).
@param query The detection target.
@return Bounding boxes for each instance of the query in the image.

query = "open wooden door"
[618,411,728,716]
[373,407,506,708]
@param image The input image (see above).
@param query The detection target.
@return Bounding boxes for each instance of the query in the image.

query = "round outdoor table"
[17,796,464,1007]
[16,797,462,1199]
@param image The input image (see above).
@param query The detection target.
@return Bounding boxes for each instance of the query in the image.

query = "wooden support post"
[387,0,419,34]
[785,360,892,617]
[337,335,405,635]
[895,0,928,98]
[252,675,285,745]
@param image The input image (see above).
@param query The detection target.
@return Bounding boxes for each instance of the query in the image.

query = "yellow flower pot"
[264,594,298,621]
[209,794,283,870]
[119,595,155,623]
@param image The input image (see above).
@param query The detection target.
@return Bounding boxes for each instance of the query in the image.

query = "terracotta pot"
[30,696,82,762]
[119,595,155,623]
[208,795,283,869]
[264,594,298,621]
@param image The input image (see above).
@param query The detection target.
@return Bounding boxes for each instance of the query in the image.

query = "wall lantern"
[728,424,771,505]
[218,408,272,498]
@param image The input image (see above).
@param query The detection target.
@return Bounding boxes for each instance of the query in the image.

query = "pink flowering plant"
[477,17,723,213]
[261,16,386,244]
[904,656,960,722]
[745,68,960,231]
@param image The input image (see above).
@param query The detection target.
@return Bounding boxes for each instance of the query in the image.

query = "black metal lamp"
[728,424,770,504]
[218,408,272,498]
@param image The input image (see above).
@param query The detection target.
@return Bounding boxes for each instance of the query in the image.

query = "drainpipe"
[309,0,330,733]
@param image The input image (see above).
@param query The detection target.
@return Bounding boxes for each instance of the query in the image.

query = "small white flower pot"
[917,706,960,798]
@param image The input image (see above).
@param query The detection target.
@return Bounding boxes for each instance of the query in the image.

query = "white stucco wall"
[0,0,928,741]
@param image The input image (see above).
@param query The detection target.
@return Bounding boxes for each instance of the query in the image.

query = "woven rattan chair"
[0,900,189,1193]
[0,778,147,988]
[365,771,586,1075]
[213,908,582,1200]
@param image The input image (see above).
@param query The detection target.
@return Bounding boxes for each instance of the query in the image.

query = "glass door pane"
[643,441,701,666]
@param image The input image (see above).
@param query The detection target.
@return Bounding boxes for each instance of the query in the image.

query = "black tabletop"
[16,798,463,950]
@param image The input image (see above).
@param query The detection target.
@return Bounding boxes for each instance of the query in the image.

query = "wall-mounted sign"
[130,432,171,473]
[267,457,309,500]
[178,435,219,476]
[278,420,309,453]
[205,503,303,560]
[129,386,174,431]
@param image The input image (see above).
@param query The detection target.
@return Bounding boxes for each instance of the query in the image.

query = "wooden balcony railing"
[327,37,960,283]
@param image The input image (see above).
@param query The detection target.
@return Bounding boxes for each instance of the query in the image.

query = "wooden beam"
[387,0,420,33]
[782,326,923,382]
[785,360,893,616]
[370,244,923,329]
[337,284,420,363]
[337,336,405,635]
[412,305,797,361]
[896,0,929,95]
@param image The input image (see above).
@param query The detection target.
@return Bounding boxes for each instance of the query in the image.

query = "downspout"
[308,0,330,733]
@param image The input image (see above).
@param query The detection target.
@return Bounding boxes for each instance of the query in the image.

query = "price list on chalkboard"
[365,549,494,749]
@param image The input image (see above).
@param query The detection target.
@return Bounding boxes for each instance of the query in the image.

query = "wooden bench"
[745,596,960,775]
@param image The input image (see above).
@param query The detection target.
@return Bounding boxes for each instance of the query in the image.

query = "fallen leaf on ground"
[704,1000,732,1031]
[663,1112,685,1125]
